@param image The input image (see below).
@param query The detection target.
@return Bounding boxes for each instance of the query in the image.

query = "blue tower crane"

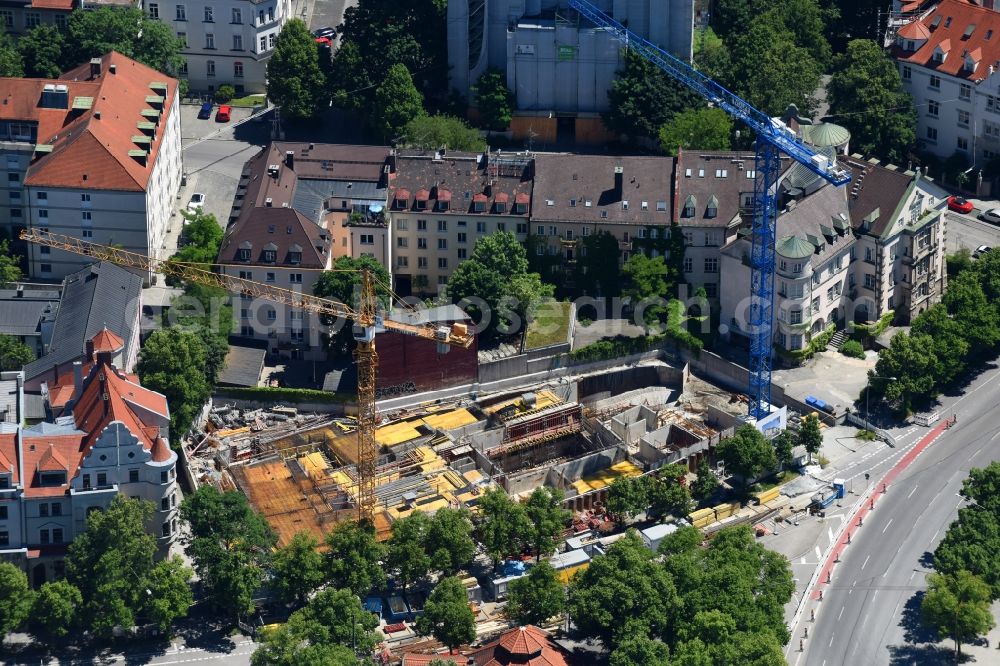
[569,0,851,419]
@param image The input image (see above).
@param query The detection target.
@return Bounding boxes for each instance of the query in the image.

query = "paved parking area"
[772,349,876,413]
[944,210,1000,254]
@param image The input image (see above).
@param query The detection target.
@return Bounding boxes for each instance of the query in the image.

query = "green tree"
[568,532,680,649]
[773,430,796,469]
[266,19,328,119]
[477,488,530,568]
[610,635,671,666]
[137,327,212,434]
[525,487,571,561]
[328,39,373,111]
[171,211,224,265]
[828,39,915,164]
[947,249,974,278]
[474,69,515,131]
[575,231,623,298]
[910,304,969,386]
[623,254,669,328]
[0,240,23,286]
[760,0,833,68]
[415,576,476,653]
[873,332,940,410]
[0,335,34,370]
[181,486,277,617]
[658,525,702,558]
[386,512,432,593]
[144,556,194,633]
[373,64,425,140]
[691,459,719,502]
[27,580,81,644]
[648,465,694,519]
[505,561,565,626]
[0,30,22,78]
[606,476,650,523]
[604,50,700,140]
[271,532,325,605]
[725,18,821,115]
[426,508,476,574]
[944,270,1000,355]
[313,255,391,355]
[447,231,553,340]
[18,24,64,78]
[796,416,823,464]
[922,571,996,661]
[168,282,231,384]
[251,588,380,665]
[658,108,733,156]
[933,507,1000,598]
[65,496,169,638]
[401,114,486,151]
[324,520,387,598]
[66,8,183,73]
[716,425,778,489]
[0,562,31,636]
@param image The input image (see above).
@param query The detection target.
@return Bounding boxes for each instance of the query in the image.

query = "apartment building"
[150,0,291,93]
[844,155,948,324]
[0,0,73,35]
[388,151,533,296]
[528,153,673,290]
[220,143,392,359]
[720,182,857,355]
[894,0,1000,163]
[0,330,178,586]
[0,284,59,359]
[448,0,693,142]
[0,53,182,281]
[673,150,780,300]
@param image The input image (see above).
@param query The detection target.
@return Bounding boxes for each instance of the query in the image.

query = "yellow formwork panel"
[375,420,424,447]
[557,563,589,585]
[299,452,328,479]
[421,408,478,431]
[689,508,715,522]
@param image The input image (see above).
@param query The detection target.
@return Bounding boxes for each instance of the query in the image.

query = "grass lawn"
[752,470,801,493]
[525,300,572,350]
[228,94,267,108]
[694,26,724,55]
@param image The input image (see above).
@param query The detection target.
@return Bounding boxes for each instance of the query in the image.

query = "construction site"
[181,355,774,545]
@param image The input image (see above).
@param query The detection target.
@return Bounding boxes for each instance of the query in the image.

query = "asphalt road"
[944,210,1000,254]
[800,364,1000,666]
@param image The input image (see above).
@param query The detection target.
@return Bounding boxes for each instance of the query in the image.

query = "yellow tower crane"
[20,229,474,522]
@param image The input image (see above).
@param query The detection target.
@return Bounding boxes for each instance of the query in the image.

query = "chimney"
[85,337,94,361]
[285,150,294,168]
[73,361,83,398]
[109,63,116,75]
[89,57,102,79]
[614,165,624,199]
[94,110,101,120]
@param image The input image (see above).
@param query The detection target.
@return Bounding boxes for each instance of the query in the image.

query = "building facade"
[220,143,393,359]
[895,0,1000,164]
[0,53,183,281]
[448,0,693,141]
[150,0,291,94]
[0,0,73,35]
[0,330,178,587]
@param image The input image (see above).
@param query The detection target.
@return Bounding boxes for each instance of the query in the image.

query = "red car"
[948,195,974,214]
[215,105,231,123]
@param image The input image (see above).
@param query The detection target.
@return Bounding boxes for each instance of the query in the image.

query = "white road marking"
[872,591,879,603]
[907,485,919,499]
[862,555,871,570]
[838,606,845,621]
[815,546,822,560]
[829,633,836,648]
[909,570,917,582]
[991,431,1000,442]
[882,518,894,534]
[931,528,940,543]
[801,556,806,564]
[828,527,833,543]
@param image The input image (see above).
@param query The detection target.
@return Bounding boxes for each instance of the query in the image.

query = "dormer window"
[438,200,450,211]
[237,248,251,261]
[705,195,718,219]
[39,471,66,487]
[496,202,506,213]
[682,195,696,218]
[513,202,526,214]
[263,250,276,262]
[288,251,301,264]
[416,200,426,210]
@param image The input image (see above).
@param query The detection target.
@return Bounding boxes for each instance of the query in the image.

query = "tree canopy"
[0,335,34,371]
[401,114,486,152]
[425,508,476,574]
[474,69,515,131]
[271,532,325,605]
[525,487,571,560]
[415,576,476,653]
[373,64,425,140]
[716,425,778,489]
[313,255,391,355]
[506,561,566,626]
[324,520,387,598]
[27,580,81,644]
[267,19,329,119]
[828,39,915,164]
[0,240,22,286]
[65,7,184,74]
[658,108,733,156]
[796,416,823,463]
[386,512,433,592]
[934,462,1000,598]
[18,24,64,78]
[137,327,212,435]
[0,30,22,78]
[576,231,624,298]
[922,570,995,661]
[604,50,700,141]
[0,562,31,637]
[476,487,531,567]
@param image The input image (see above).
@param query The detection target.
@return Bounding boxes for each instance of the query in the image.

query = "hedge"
[569,328,701,364]
[840,339,865,359]
[782,323,836,364]
[214,386,352,404]
[852,310,894,341]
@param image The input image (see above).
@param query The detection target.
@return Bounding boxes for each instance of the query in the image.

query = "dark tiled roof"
[0,297,57,337]
[23,262,141,382]
[676,150,758,228]
[843,156,914,237]
[531,153,672,225]
[219,207,329,269]
[216,345,266,387]
[392,151,533,216]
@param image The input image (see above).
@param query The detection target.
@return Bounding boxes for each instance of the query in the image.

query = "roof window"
[930,15,942,29]
[963,23,975,38]
[944,16,952,28]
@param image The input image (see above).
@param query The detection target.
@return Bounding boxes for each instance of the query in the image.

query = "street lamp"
[865,375,897,431]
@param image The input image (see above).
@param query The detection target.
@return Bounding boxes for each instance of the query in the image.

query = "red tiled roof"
[497,626,550,656]
[91,327,125,353]
[21,435,82,497]
[394,189,410,201]
[515,193,530,204]
[472,193,488,202]
[401,655,464,666]
[899,21,931,40]
[36,444,68,472]
[415,188,430,201]
[31,0,73,8]
[436,189,452,202]
[7,52,178,192]
[494,192,510,203]
[403,626,568,666]
[0,434,17,483]
[151,436,171,462]
[895,0,1000,79]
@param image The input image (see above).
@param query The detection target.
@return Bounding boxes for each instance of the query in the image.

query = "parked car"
[197,101,213,119]
[216,105,232,122]
[313,26,336,39]
[187,192,206,212]
[975,245,992,257]
[948,195,974,214]
[978,208,1000,225]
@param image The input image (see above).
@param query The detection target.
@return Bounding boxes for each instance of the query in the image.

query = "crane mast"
[568,0,850,419]
[20,229,473,523]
